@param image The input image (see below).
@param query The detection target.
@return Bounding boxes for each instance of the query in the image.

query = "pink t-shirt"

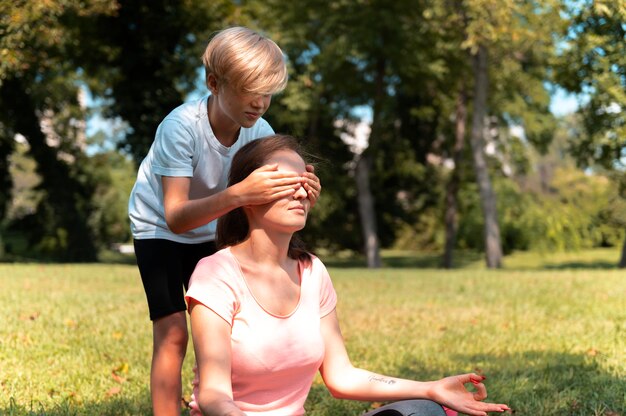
[185,248,337,416]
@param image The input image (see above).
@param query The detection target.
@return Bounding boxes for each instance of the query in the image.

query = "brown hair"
[216,135,311,261]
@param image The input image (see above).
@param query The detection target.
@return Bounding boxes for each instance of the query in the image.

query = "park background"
[0,0,624,415]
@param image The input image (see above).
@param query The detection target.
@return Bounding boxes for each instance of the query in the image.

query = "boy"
[128,26,321,415]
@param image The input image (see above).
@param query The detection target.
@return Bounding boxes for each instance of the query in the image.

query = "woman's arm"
[189,301,245,416]
[319,310,509,416]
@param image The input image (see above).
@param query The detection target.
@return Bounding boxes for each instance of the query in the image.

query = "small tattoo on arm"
[368,375,397,385]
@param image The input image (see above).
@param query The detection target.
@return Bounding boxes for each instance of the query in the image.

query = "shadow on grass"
[540,261,618,270]
[323,251,621,271]
[323,251,484,269]
[1,394,190,416]
[454,350,625,415]
[305,350,624,416]
[5,351,621,416]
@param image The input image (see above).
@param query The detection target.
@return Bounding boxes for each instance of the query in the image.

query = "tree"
[555,0,626,267]
[73,0,236,164]
[251,0,448,267]
[469,44,503,267]
[0,0,117,261]
[442,86,468,268]
[0,0,239,260]
[401,0,561,268]
[436,0,562,268]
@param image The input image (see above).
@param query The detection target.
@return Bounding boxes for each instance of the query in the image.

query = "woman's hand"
[427,373,510,416]
[303,164,322,207]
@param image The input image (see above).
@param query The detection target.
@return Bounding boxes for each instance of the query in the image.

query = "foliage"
[0,0,234,261]
[73,0,237,164]
[0,0,118,82]
[2,141,135,260]
[5,141,42,221]
[553,0,626,266]
[85,150,135,248]
[555,0,626,170]
[0,0,623,262]
[251,0,455,256]
[0,0,121,261]
[455,167,623,253]
[1,256,624,415]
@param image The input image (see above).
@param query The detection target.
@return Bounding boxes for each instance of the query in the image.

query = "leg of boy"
[151,311,189,416]
[135,239,217,415]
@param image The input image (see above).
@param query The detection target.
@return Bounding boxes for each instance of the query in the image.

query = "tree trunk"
[355,154,381,268]
[0,133,15,221]
[469,45,502,268]
[0,78,97,262]
[442,85,467,269]
[354,57,385,268]
[618,232,626,269]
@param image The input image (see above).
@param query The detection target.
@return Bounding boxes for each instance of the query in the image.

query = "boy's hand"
[303,165,322,207]
[236,164,301,206]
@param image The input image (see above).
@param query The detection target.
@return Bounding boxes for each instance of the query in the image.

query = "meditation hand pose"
[186,135,510,416]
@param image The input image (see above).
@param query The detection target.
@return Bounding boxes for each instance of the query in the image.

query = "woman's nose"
[293,183,308,200]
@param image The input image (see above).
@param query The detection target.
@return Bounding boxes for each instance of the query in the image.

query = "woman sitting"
[185,134,509,416]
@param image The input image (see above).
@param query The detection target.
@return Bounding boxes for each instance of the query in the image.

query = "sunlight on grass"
[1,250,624,415]
[322,247,622,270]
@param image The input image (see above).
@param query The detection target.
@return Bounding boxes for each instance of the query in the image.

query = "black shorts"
[134,238,217,321]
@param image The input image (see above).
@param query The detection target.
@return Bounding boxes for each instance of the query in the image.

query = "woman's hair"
[217,135,311,261]
[202,26,288,95]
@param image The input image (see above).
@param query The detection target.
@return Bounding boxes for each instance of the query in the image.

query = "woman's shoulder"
[186,247,244,313]
[195,247,236,270]
[192,248,244,284]
[302,253,330,277]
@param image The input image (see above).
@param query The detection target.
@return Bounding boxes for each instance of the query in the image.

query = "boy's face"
[211,77,272,129]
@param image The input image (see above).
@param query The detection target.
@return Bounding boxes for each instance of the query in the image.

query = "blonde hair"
[203,26,288,95]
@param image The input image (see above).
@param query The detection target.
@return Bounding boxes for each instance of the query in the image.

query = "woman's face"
[247,150,310,233]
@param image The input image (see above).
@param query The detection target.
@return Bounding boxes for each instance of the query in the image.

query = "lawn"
[1,249,624,415]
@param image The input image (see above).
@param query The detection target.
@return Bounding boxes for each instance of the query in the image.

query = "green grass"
[1,249,624,415]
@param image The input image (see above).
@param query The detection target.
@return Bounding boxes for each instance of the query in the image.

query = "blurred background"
[0,0,624,268]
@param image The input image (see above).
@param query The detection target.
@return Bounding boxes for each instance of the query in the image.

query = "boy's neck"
[207,96,240,147]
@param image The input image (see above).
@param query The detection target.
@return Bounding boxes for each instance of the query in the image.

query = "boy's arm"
[162,164,301,234]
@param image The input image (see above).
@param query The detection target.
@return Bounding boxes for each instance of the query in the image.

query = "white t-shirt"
[128,95,274,243]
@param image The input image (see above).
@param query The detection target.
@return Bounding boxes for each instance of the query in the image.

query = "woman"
[128,28,321,415]
[185,135,509,416]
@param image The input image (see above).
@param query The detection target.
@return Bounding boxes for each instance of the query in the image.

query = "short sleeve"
[152,119,196,177]
[257,119,275,138]
[185,253,242,326]
[313,257,337,317]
